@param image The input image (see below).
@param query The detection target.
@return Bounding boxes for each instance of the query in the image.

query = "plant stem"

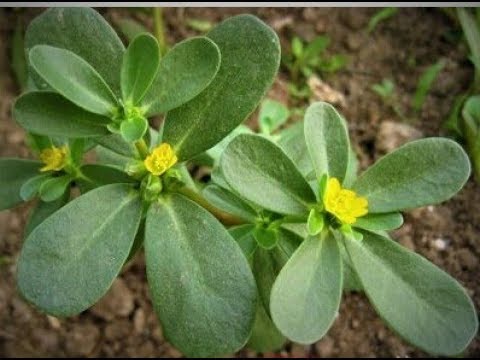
[135,139,150,159]
[153,7,167,56]
[176,186,246,226]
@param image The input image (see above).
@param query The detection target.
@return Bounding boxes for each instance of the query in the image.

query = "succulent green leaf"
[162,15,280,161]
[221,134,316,216]
[141,37,221,116]
[95,133,137,157]
[29,45,118,116]
[24,191,69,238]
[120,116,148,142]
[304,102,350,182]
[277,120,313,178]
[25,7,125,95]
[352,138,471,213]
[344,230,478,356]
[258,99,289,135]
[229,224,257,259]
[79,164,135,192]
[145,194,256,357]
[17,184,142,316]
[247,301,286,353]
[38,175,74,202]
[353,212,403,231]
[0,159,41,211]
[14,92,110,138]
[270,231,342,344]
[203,184,258,222]
[121,33,160,104]
[307,208,324,236]
[20,173,52,201]
[253,227,278,250]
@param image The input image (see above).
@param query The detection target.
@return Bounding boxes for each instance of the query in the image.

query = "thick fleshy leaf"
[277,121,313,178]
[14,92,109,138]
[221,134,316,216]
[38,175,74,202]
[344,230,478,356]
[203,184,257,222]
[145,194,256,357]
[247,302,286,353]
[270,231,342,344]
[353,212,403,231]
[25,7,125,95]
[120,116,148,142]
[304,102,350,182]
[17,184,142,316]
[258,99,289,135]
[79,164,135,193]
[141,37,221,116]
[343,147,359,188]
[162,15,280,161]
[95,133,136,157]
[20,173,52,201]
[0,159,41,211]
[229,224,257,259]
[353,138,471,213]
[121,33,160,104]
[24,191,69,238]
[29,45,118,115]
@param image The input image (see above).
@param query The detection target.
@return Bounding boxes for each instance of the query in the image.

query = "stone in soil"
[90,277,135,321]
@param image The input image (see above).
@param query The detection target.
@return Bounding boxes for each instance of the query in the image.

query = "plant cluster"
[1,7,478,358]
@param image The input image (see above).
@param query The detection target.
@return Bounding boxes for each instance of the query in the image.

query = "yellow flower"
[144,143,178,176]
[39,145,69,172]
[324,177,368,225]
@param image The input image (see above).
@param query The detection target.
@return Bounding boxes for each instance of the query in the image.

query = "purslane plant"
[1,7,281,357]
[218,102,478,356]
[0,7,477,358]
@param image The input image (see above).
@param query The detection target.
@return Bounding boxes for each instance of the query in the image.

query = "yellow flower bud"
[144,143,178,176]
[324,177,368,225]
[39,145,69,172]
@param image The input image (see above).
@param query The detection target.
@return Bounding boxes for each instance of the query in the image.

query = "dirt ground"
[1,6,479,357]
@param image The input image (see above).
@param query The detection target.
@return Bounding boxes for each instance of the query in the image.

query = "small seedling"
[367,7,398,33]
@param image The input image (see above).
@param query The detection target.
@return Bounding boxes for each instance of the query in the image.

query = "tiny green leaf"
[291,36,303,58]
[344,230,478,356]
[38,175,74,202]
[462,95,480,180]
[29,45,119,116]
[145,194,256,357]
[120,116,148,142]
[14,92,110,138]
[17,184,142,316]
[162,15,280,161]
[121,33,160,104]
[367,7,398,33]
[221,134,316,216]
[270,231,342,344]
[0,159,41,211]
[115,17,149,43]
[413,60,445,113]
[258,99,289,135]
[20,173,51,201]
[304,102,350,182]
[25,7,125,95]
[254,227,278,250]
[307,208,324,236]
[141,37,221,116]
[353,138,471,213]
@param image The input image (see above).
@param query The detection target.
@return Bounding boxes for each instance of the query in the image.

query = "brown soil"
[1,6,479,358]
